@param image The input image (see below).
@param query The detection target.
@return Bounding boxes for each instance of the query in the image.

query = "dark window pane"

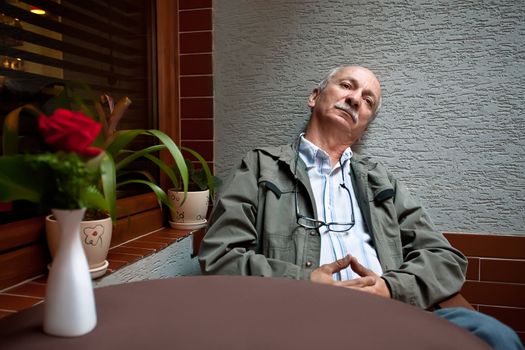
[0,0,157,223]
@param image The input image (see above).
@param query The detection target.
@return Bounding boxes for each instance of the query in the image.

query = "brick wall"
[445,233,525,345]
[178,0,214,170]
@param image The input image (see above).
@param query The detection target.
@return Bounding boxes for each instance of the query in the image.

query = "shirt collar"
[298,134,353,169]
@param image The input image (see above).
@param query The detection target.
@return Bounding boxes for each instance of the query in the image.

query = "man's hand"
[310,255,352,286]
[345,255,391,299]
[310,255,391,299]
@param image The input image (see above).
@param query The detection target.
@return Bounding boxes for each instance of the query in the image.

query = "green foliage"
[1,82,189,221]
[33,152,98,209]
[0,152,104,211]
[1,101,108,212]
[2,104,41,155]
[0,155,48,204]
[171,147,222,201]
[105,129,188,213]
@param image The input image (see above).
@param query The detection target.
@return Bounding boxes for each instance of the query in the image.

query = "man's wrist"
[381,277,393,298]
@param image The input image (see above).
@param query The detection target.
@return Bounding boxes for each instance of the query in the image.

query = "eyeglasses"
[294,159,355,233]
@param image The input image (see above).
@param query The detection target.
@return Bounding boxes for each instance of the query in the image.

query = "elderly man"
[199,66,522,349]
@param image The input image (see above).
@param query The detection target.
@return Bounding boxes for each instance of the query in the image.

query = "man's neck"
[303,129,351,167]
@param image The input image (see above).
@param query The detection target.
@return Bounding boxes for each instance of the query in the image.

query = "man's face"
[308,66,381,143]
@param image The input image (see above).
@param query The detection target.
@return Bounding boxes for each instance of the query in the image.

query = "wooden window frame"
[0,0,180,290]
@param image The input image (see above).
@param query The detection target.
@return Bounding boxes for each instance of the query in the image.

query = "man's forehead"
[332,67,379,83]
[331,66,381,96]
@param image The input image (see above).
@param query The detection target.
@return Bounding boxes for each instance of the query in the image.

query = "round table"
[0,276,489,349]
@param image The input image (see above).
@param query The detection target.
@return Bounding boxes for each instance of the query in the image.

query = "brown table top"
[0,276,489,350]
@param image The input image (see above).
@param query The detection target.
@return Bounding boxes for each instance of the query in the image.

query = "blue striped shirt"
[298,135,383,280]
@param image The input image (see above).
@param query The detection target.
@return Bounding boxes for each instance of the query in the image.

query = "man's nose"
[345,90,361,109]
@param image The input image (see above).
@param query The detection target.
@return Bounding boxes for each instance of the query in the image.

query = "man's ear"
[308,88,320,108]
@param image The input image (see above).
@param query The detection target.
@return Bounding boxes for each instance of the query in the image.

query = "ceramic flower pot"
[46,213,112,279]
[168,189,209,230]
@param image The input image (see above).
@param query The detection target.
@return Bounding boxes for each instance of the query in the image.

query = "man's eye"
[340,82,351,89]
[365,98,374,107]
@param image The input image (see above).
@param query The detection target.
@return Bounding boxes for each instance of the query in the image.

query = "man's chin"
[326,114,356,130]
[334,109,358,124]
[339,112,358,125]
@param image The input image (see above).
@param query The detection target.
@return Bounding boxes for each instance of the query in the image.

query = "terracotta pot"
[168,189,209,230]
[46,213,112,278]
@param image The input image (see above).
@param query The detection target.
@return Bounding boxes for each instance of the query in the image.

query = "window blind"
[0,0,156,131]
[0,0,158,223]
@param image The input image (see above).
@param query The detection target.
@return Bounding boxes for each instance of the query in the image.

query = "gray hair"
[316,66,382,118]
[317,66,345,91]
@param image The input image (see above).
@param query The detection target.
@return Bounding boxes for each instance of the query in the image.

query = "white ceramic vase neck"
[43,208,97,337]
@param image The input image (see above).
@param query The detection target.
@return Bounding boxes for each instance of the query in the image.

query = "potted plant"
[168,147,222,230]
[1,83,189,277]
[45,205,113,278]
[39,83,189,221]
[0,106,108,336]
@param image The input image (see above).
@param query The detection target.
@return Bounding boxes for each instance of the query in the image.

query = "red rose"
[38,109,102,157]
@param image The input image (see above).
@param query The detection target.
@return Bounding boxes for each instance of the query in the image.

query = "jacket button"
[309,230,316,236]
[305,261,312,267]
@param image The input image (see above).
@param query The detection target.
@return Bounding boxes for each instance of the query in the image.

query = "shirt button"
[305,261,312,267]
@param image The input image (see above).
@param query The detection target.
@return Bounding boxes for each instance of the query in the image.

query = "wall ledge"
[0,228,202,319]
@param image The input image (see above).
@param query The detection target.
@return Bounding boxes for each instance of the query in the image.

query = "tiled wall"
[178,0,214,168]
[444,233,525,345]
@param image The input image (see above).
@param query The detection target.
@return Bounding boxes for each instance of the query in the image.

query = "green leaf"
[105,129,144,157]
[115,144,165,171]
[99,152,117,221]
[117,179,173,210]
[148,130,188,194]
[143,153,179,189]
[191,170,209,191]
[81,186,109,212]
[104,129,188,209]
[182,146,214,192]
[107,129,188,193]
[2,105,41,155]
[0,156,46,202]
[117,169,156,183]
[86,151,116,220]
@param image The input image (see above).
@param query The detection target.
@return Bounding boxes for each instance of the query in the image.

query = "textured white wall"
[94,236,200,287]
[214,0,525,235]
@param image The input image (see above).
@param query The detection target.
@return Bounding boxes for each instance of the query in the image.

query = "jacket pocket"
[258,177,298,263]
[263,232,295,261]
[263,227,307,266]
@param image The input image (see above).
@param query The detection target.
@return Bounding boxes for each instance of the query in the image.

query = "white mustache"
[334,103,359,123]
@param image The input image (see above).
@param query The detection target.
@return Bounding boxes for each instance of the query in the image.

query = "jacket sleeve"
[380,172,468,309]
[198,151,310,280]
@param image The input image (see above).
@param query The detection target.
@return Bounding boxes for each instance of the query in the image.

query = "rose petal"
[80,146,103,157]
[39,109,102,157]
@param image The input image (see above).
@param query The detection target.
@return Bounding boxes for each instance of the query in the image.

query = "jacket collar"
[253,143,299,175]
[254,143,315,215]
[255,143,372,185]
[350,154,370,192]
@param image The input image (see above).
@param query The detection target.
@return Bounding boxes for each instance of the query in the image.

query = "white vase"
[43,208,97,337]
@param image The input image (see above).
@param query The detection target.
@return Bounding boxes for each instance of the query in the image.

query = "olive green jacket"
[198,144,467,309]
